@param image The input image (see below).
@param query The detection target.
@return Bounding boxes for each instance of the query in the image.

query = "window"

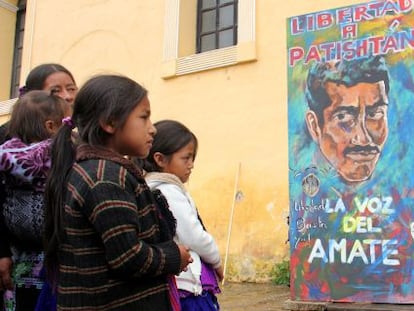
[197,0,238,53]
[10,0,26,98]
[162,0,255,78]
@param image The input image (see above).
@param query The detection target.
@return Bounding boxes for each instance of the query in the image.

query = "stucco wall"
[1,0,369,281]
[0,0,18,102]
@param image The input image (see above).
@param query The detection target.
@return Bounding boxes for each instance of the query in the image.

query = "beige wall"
[1,0,369,281]
[0,0,18,102]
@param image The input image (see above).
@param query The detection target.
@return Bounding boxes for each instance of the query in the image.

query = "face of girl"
[162,141,196,183]
[43,72,78,105]
[109,96,156,158]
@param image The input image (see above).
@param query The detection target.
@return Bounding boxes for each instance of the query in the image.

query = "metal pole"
[222,162,241,286]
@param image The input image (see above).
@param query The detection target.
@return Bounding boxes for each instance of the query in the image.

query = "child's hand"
[177,244,193,272]
[0,257,13,290]
[215,265,224,282]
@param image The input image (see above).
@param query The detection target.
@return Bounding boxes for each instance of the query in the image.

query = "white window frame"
[0,0,18,13]
[162,0,256,79]
[0,98,17,116]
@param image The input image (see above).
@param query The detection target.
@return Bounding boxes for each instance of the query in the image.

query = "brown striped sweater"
[56,144,181,310]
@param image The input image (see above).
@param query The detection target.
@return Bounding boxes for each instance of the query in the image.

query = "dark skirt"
[180,291,220,311]
[34,279,56,311]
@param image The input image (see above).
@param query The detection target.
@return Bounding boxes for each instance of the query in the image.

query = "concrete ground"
[218,282,290,311]
[218,282,414,311]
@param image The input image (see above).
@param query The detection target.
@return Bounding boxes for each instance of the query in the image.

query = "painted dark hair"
[143,119,198,172]
[44,74,148,284]
[8,90,66,144]
[20,63,76,96]
[305,55,390,127]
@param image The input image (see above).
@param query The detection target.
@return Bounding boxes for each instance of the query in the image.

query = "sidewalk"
[218,282,414,311]
[218,282,290,311]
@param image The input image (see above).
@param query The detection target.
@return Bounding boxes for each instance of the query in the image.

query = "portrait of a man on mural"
[304,55,390,185]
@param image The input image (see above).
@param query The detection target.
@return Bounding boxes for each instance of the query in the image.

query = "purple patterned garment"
[0,137,52,243]
[0,137,52,191]
[0,137,53,310]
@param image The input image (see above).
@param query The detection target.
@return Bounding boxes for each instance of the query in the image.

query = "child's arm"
[158,184,222,268]
[215,265,224,281]
[83,181,189,279]
[0,257,13,290]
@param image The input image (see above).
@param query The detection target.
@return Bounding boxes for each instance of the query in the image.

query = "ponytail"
[43,123,76,287]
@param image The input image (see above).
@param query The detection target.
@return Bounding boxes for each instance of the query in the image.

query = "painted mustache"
[344,145,380,155]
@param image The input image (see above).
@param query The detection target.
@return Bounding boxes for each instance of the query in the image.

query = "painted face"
[43,72,78,105]
[110,96,156,158]
[162,141,196,183]
[313,81,389,184]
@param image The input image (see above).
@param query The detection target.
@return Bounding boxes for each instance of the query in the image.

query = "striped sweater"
[57,144,181,310]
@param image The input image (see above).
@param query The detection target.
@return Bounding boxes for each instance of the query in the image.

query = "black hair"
[305,55,390,127]
[43,74,148,285]
[22,63,76,95]
[8,90,67,144]
[143,120,198,172]
[3,63,76,142]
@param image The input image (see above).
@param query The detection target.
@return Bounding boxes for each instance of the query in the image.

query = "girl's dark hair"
[21,63,76,96]
[44,74,147,285]
[143,120,198,172]
[8,90,67,144]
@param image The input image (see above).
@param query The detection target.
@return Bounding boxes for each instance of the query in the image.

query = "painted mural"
[287,0,414,303]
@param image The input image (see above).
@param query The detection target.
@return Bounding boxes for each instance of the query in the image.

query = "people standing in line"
[43,74,192,310]
[144,120,223,311]
[0,63,77,311]
[0,91,72,311]
[0,63,77,144]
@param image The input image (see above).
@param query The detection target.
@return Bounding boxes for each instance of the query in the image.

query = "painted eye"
[333,111,354,123]
[335,112,346,120]
[367,108,385,120]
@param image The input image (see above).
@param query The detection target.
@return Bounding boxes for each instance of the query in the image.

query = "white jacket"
[145,172,221,295]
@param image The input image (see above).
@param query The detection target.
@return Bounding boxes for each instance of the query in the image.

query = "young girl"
[0,90,72,311]
[43,74,192,310]
[144,120,223,311]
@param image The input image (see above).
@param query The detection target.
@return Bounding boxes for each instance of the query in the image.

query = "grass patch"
[270,259,290,286]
